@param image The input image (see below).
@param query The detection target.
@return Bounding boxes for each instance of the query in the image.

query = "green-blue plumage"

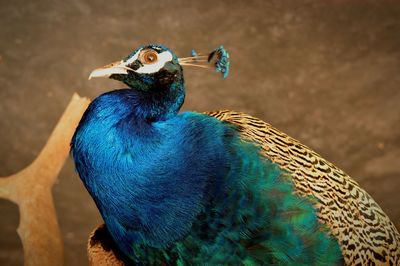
[71,44,343,265]
[118,120,342,265]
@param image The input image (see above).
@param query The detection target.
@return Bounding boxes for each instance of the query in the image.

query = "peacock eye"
[140,49,158,64]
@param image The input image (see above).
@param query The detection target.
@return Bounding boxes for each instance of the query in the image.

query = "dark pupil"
[146,53,156,62]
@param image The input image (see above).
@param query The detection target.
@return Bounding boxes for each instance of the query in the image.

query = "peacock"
[71,44,400,265]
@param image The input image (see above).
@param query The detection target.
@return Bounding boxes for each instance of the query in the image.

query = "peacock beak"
[88,61,134,80]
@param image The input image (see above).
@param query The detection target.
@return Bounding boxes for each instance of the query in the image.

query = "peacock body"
[207,110,400,265]
[71,44,400,265]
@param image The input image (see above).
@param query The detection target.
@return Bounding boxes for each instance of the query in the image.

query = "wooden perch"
[88,224,132,266]
[0,94,90,266]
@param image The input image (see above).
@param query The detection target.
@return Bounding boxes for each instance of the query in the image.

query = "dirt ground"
[0,0,399,265]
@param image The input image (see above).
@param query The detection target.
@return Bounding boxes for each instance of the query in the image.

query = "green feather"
[127,127,343,265]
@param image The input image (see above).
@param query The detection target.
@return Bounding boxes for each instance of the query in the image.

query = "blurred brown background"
[0,0,399,265]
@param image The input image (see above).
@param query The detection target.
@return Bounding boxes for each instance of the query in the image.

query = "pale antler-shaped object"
[0,93,90,266]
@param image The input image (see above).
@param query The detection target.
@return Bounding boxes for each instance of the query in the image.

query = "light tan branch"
[0,93,90,266]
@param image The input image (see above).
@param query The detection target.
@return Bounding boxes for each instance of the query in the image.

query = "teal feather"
[124,116,343,265]
[208,45,230,79]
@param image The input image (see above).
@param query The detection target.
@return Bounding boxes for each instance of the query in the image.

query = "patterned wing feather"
[206,110,400,266]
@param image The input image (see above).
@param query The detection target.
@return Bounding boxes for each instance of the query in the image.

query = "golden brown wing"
[206,110,400,266]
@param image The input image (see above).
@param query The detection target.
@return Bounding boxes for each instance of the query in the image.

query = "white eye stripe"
[134,51,173,74]
[124,49,142,64]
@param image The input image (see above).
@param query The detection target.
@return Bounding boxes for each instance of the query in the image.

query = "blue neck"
[72,88,230,251]
[124,79,185,121]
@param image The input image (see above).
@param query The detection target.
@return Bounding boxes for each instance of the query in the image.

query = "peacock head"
[88,44,230,91]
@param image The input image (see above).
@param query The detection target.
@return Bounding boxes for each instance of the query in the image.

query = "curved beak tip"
[88,61,131,81]
[88,68,108,80]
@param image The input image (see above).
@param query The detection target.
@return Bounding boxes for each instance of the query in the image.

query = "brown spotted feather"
[206,110,400,266]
